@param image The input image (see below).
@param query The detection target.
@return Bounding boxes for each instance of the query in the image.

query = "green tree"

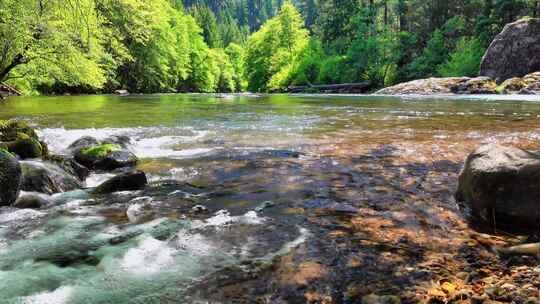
[1,0,106,93]
[190,5,223,48]
[438,37,485,77]
[245,1,309,91]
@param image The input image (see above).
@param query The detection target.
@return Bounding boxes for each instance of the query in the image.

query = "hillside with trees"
[1,0,539,94]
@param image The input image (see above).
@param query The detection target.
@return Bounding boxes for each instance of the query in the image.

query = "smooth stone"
[0,149,22,206]
[455,144,540,230]
[93,171,148,194]
[13,194,49,209]
[21,161,82,195]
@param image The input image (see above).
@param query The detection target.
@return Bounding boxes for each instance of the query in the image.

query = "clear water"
[2,93,540,303]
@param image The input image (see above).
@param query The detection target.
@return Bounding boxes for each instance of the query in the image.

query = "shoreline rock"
[375,77,498,95]
[497,72,540,95]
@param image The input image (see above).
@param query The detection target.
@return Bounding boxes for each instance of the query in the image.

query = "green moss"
[495,85,505,94]
[0,148,13,157]
[6,138,43,159]
[0,120,38,142]
[81,144,121,158]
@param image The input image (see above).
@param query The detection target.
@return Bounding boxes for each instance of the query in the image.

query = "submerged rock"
[362,294,401,304]
[0,149,22,206]
[126,197,155,223]
[456,144,540,230]
[13,193,49,209]
[93,170,148,194]
[480,18,540,83]
[75,143,138,171]
[191,204,209,214]
[376,77,497,95]
[21,161,82,194]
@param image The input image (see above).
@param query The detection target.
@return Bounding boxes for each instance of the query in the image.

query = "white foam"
[21,286,74,304]
[38,127,215,159]
[120,237,175,276]
[0,209,45,224]
[192,210,266,229]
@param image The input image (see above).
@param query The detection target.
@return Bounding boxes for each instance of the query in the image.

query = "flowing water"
[1,94,540,303]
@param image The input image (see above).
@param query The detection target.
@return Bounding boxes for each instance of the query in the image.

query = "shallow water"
[1,93,540,303]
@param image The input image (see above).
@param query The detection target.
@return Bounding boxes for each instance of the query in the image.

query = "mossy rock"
[0,120,47,159]
[0,120,38,142]
[75,144,138,170]
[81,144,122,158]
[3,137,43,159]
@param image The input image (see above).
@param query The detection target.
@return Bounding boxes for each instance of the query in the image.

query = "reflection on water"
[1,93,540,303]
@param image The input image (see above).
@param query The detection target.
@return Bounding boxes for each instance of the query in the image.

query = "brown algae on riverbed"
[1,94,540,303]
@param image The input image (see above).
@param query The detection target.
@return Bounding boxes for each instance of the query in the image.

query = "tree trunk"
[0,54,25,82]
[384,0,388,26]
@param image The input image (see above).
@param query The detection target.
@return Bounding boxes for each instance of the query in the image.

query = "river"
[1,94,539,303]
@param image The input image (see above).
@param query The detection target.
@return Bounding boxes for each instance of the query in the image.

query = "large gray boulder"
[21,161,82,194]
[0,150,22,206]
[480,18,540,83]
[455,144,540,230]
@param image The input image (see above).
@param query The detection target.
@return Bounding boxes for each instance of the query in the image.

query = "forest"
[1,0,539,94]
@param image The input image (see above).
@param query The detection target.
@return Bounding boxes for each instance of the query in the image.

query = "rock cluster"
[497,72,540,95]
[0,119,148,208]
[375,77,498,95]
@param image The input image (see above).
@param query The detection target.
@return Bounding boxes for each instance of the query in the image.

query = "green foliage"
[190,5,223,48]
[438,37,485,77]
[407,30,448,79]
[1,0,106,93]
[245,1,309,92]
[1,0,538,93]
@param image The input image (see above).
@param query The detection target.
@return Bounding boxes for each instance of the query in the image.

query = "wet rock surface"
[21,161,82,194]
[0,149,22,206]
[13,193,48,209]
[93,170,148,194]
[480,18,540,83]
